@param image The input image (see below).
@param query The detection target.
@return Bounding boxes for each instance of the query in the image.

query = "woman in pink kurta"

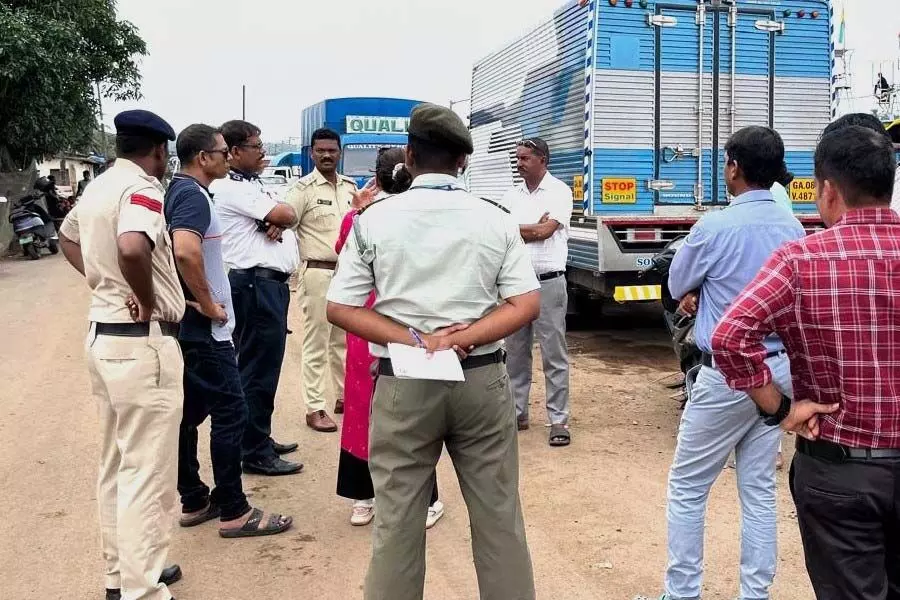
[334,147,443,527]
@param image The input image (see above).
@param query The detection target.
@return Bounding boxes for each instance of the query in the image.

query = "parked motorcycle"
[8,191,59,260]
[639,235,701,407]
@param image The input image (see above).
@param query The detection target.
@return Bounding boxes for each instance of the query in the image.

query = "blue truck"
[299,97,424,188]
[466,0,831,304]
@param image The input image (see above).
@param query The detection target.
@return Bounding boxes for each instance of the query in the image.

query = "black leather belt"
[796,437,900,461]
[538,270,565,282]
[701,349,786,368]
[95,321,180,338]
[378,349,506,377]
[231,266,289,283]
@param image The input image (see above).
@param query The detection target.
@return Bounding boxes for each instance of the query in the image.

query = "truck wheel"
[25,243,40,260]
[48,239,59,255]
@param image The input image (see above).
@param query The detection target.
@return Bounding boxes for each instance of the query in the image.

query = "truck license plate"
[789,178,817,203]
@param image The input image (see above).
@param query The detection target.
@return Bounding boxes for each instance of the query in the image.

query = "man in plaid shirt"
[712,121,900,599]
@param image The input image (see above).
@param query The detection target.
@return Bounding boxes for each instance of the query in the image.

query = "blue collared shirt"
[668,189,806,353]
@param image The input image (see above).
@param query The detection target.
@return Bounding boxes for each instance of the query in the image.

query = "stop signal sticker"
[602,178,637,204]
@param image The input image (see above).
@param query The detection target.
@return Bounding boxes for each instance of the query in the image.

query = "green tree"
[0,0,146,170]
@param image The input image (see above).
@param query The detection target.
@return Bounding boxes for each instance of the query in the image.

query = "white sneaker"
[426,500,445,529]
[350,500,375,526]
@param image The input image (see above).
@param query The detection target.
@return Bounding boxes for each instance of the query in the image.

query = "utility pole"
[449,98,471,126]
[95,81,108,159]
[242,85,246,120]
[449,97,470,112]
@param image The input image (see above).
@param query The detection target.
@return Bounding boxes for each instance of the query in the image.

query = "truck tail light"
[626,228,662,243]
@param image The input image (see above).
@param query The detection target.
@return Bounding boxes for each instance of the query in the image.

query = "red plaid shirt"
[712,207,900,448]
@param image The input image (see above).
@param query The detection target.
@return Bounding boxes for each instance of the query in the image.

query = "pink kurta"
[335,210,376,461]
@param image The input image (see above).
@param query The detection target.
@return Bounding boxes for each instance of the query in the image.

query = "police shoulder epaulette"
[479,197,510,214]
[339,173,358,186]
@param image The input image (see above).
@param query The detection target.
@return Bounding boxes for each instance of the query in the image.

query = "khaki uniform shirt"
[285,168,357,263]
[60,158,185,323]
[326,173,540,358]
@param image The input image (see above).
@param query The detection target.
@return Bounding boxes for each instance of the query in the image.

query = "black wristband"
[759,394,791,427]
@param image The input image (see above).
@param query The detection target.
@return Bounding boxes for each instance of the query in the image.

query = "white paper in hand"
[386,343,465,382]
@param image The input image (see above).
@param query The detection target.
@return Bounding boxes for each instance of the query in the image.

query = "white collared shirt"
[210,172,300,274]
[501,171,573,274]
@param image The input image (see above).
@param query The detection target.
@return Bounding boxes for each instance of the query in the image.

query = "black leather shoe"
[243,456,304,476]
[105,564,182,599]
[272,440,298,455]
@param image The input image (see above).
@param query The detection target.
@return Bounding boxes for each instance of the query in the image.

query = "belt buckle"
[837,444,851,460]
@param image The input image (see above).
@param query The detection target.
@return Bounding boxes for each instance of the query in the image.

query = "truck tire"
[25,243,40,260]
[48,239,59,255]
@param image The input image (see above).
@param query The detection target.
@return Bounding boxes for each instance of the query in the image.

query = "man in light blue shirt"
[654,127,805,600]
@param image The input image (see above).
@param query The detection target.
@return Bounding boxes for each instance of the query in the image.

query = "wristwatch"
[759,394,791,427]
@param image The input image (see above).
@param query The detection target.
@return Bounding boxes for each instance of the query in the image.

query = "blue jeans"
[665,355,792,600]
[229,270,290,462]
[177,339,251,521]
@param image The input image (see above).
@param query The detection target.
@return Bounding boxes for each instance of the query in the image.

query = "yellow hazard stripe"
[613,285,662,302]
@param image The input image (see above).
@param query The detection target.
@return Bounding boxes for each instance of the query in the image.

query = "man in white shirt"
[211,120,303,477]
[501,138,573,446]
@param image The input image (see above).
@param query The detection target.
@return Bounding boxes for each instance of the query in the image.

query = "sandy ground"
[0,254,815,600]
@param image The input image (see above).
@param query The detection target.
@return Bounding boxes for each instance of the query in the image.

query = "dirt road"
[0,254,814,599]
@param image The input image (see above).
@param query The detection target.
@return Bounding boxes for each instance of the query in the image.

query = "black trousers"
[229,269,290,463]
[791,449,900,599]
[177,339,251,521]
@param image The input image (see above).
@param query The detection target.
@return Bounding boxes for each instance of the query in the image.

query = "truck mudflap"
[613,284,662,303]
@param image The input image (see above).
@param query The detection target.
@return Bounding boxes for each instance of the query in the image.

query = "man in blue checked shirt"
[646,126,805,600]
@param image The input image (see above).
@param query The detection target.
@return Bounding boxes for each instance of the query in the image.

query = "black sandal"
[549,424,571,447]
[219,507,293,539]
[179,502,220,527]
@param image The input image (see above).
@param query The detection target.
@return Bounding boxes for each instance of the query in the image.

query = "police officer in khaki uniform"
[58,110,186,600]
[285,128,357,433]
[327,103,540,600]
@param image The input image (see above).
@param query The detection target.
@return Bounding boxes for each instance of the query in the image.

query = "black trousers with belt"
[791,438,900,599]
[229,267,290,463]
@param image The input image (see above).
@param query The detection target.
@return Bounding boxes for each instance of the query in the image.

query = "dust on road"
[0,255,814,599]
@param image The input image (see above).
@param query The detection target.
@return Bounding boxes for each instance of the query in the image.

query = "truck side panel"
[468,0,586,204]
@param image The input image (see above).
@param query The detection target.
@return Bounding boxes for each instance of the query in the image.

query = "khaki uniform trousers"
[365,361,535,600]
[87,323,184,600]
[298,266,346,412]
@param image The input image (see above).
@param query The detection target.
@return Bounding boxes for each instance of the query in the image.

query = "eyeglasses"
[239,142,265,152]
[516,138,547,157]
[203,148,230,158]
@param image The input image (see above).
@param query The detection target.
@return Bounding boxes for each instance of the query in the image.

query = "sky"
[106,0,900,142]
